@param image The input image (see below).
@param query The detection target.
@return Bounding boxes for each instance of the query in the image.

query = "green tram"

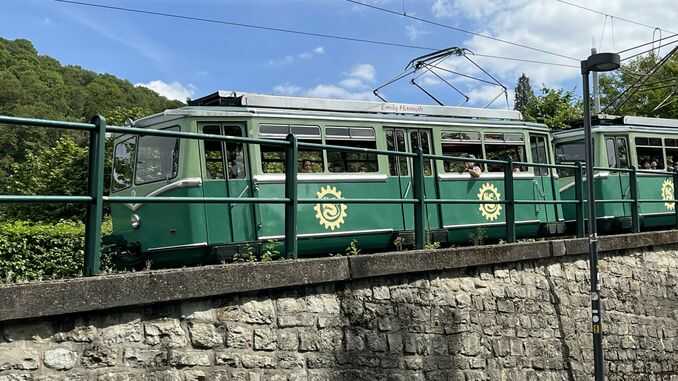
[554,115,678,232]
[109,91,563,266]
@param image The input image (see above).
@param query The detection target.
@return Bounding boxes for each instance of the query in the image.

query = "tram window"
[259,124,324,173]
[441,131,482,173]
[555,140,585,162]
[202,126,225,179]
[530,135,549,176]
[326,127,378,173]
[635,137,664,170]
[410,130,433,176]
[666,139,678,170]
[606,136,629,169]
[224,126,245,179]
[135,127,180,184]
[485,133,527,172]
[385,128,408,176]
[606,138,617,168]
[112,137,137,191]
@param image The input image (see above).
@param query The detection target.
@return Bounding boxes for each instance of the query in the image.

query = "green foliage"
[260,241,283,262]
[233,244,257,263]
[514,73,534,115]
[424,241,441,250]
[0,219,112,283]
[2,136,89,221]
[600,53,678,118]
[469,227,487,246]
[345,239,361,256]
[0,37,182,221]
[522,87,582,129]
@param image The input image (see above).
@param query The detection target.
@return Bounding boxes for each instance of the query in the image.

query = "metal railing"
[2,114,678,276]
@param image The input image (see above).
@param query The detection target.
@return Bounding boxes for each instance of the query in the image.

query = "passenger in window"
[301,160,314,173]
[651,160,658,170]
[642,160,652,170]
[463,156,482,178]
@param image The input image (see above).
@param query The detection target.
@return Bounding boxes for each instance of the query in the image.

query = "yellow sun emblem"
[477,183,502,221]
[661,179,674,211]
[313,186,348,230]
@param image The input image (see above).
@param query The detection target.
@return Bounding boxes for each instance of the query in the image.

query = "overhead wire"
[554,0,677,35]
[621,38,678,62]
[343,0,579,62]
[53,0,579,69]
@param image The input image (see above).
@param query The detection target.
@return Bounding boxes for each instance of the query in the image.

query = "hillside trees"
[0,37,182,221]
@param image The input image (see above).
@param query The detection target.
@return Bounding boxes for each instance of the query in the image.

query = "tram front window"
[441,131,482,173]
[135,127,180,184]
[112,137,137,191]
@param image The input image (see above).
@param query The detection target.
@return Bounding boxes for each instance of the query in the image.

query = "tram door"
[385,127,436,231]
[530,134,554,221]
[604,135,631,217]
[202,124,255,245]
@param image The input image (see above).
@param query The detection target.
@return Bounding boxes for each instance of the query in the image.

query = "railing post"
[412,149,426,249]
[284,134,298,258]
[629,166,640,233]
[575,161,585,238]
[673,169,678,229]
[504,158,516,243]
[84,115,106,276]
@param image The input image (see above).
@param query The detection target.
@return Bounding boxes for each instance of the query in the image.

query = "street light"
[581,51,620,381]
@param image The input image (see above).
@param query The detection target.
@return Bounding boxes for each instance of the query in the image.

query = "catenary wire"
[621,38,678,61]
[53,0,579,69]
[554,0,676,35]
[343,0,579,62]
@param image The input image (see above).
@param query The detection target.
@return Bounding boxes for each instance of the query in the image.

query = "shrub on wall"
[0,219,111,283]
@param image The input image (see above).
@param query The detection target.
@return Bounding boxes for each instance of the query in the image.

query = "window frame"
[440,130,483,174]
[482,131,527,173]
[111,136,138,192]
[134,125,181,186]
[634,135,665,170]
[325,126,379,174]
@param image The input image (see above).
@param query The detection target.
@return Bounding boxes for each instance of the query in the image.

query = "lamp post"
[581,52,620,381]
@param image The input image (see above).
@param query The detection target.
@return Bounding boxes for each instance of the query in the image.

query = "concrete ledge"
[2,230,678,323]
[0,256,350,323]
[349,241,551,279]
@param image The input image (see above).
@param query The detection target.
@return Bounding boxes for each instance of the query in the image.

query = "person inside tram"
[301,160,314,173]
[642,160,652,170]
[463,155,482,178]
[651,160,658,170]
[228,149,245,179]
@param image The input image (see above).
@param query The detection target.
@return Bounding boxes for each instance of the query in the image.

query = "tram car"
[108,91,564,267]
[554,115,678,232]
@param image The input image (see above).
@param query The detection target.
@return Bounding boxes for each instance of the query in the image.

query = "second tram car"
[109,91,564,266]
[554,115,678,233]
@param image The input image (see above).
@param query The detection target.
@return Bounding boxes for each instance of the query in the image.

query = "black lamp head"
[581,52,621,74]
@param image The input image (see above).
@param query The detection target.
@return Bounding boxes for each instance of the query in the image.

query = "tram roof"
[553,114,678,139]
[134,91,553,130]
[186,91,524,120]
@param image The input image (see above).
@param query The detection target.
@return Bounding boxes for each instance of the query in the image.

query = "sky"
[2,0,677,108]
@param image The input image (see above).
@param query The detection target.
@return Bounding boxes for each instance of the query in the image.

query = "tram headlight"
[130,214,141,229]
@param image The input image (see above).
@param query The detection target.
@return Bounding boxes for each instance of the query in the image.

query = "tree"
[599,52,678,118]
[0,37,184,220]
[516,78,582,130]
[514,73,534,116]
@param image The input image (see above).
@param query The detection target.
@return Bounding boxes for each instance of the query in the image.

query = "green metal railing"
[2,114,678,276]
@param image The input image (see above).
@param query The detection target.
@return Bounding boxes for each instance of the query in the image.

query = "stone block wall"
[0,245,677,380]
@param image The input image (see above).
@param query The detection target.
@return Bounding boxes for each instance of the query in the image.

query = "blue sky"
[2,0,674,107]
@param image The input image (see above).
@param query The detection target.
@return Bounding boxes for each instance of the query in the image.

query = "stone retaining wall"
[0,231,677,380]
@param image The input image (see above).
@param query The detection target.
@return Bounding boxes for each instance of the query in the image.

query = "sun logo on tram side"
[661,179,674,211]
[477,183,502,221]
[314,186,348,231]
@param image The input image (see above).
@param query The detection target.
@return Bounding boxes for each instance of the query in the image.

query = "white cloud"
[431,0,455,18]
[273,84,302,96]
[349,64,376,82]
[272,63,378,101]
[428,0,678,91]
[136,80,195,101]
[339,78,366,89]
[269,46,326,66]
[405,23,430,41]
[305,85,375,100]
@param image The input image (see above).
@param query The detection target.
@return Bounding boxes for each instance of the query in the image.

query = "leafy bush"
[0,219,111,283]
